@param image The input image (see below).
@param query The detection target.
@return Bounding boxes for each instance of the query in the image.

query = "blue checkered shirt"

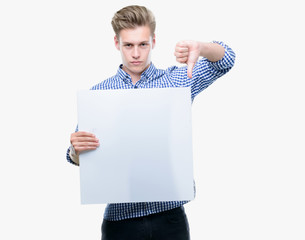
[66,41,235,221]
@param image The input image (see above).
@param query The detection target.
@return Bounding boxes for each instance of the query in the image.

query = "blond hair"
[111,5,156,38]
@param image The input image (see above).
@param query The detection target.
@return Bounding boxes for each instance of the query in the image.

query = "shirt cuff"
[66,145,79,166]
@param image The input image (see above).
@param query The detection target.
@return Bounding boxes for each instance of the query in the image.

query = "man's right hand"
[70,131,100,156]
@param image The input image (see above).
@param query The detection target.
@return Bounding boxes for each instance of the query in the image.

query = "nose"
[132,46,140,59]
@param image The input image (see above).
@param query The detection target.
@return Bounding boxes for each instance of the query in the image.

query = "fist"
[174,40,201,79]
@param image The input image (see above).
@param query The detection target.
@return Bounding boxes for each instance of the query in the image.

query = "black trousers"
[101,206,190,240]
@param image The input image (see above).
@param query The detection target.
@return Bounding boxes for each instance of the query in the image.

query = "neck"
[131,76,141,85]
[122,63,151,85]
[122,66,141,84]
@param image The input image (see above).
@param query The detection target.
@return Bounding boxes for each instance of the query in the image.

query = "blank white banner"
[77,87,194,204]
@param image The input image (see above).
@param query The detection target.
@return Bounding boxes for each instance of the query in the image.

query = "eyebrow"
[122,41,150,45]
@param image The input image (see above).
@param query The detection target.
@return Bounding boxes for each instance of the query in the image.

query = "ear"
[114,35,120,50]
[152,34,156,49]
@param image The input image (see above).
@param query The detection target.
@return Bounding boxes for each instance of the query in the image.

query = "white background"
[0,0,304,239]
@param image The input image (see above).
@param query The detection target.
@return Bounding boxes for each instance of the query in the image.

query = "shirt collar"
[117,65,131,82]
[116,63,157,83]
[140,63,157,81]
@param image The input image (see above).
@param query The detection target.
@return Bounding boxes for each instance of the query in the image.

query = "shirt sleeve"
[167,41,236,101]
[66,146,78,165]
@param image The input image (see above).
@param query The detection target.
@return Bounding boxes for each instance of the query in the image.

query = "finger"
[175,46,189,53]
[74,141,100,148]
[70,137,99,150]
[71,131,99,142]
[74,131,96,137]
[73,137,100,144]
[176,41,189,48]
[176,56,188,64]
[174,51,189,58]
[71,134,99,141]
[187,62,195,79]
[74,141,100,153]
[74,145,99,154]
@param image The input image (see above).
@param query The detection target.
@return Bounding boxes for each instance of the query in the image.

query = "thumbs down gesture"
[174,40,201,79]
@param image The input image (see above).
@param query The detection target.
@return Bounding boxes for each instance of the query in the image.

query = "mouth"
[130,61,142,65]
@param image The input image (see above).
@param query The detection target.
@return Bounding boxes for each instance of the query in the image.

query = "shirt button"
[134,86,138,89]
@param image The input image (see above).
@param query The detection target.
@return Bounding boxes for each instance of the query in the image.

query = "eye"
[124,44,132,48]
[140,43,148,48]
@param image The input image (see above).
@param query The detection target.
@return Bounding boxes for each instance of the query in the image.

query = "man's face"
[115,25,155,78]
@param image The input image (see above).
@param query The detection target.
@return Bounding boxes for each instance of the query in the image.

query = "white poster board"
[77,87,194,204]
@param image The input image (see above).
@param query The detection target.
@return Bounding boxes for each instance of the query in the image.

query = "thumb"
[187,62,195,79]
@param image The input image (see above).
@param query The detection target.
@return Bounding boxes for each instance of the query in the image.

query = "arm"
[174,41,225,78]
[171,40,235,101]
[199,42,225,62]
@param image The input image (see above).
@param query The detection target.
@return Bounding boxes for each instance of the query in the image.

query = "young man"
[67,5,235,240]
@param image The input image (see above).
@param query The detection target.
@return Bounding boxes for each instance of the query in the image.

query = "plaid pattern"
[66,41,235,221]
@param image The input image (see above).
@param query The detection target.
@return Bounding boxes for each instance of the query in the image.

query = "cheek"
[120,50,128,60]
[145,49,152,60]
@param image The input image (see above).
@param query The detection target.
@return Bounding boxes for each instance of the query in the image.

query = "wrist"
[69,144,80,165]
[199,42,209,57]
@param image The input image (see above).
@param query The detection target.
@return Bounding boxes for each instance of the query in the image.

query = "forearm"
[199,42,225,62]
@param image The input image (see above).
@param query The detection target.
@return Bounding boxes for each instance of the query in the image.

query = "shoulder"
[165,65,179,73]
[90,75,119,90]
[164,64,188,79]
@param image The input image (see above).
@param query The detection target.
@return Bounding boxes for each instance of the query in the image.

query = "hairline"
[115,25,155,41]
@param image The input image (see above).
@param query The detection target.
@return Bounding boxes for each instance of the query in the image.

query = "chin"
[130,66,146,73]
